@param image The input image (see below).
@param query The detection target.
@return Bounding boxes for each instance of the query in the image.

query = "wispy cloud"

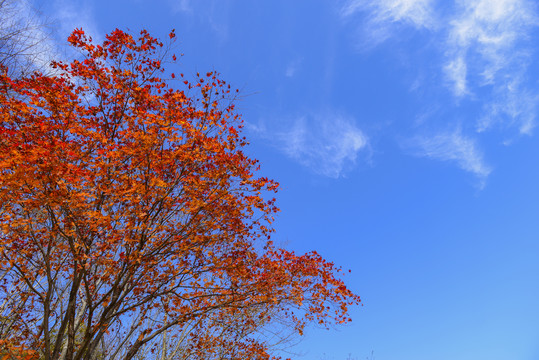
[343,0,539,186]
[443,56,468,97]
[445,0,538,97]
[407,129,492,187]
[478,77,539,135]
[167,0,193,14]
[250,112,369,178]
[343,0,435,28]
[51,0,101,44]
[342,0,436,45]
[445,0,539,136]
[166,0,230,44]
[285,58,302,78]
[0,0,59,74]
[344,0,538,98]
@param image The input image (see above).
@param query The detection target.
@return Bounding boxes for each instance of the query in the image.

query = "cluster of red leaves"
[0,29,360,360]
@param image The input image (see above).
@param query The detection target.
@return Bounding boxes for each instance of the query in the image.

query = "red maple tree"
[0,29,360,360]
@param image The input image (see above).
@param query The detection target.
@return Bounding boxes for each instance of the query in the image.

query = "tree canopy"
[0,29,360,360]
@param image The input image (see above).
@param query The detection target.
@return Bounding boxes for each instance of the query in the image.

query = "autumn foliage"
[0,29,360,360]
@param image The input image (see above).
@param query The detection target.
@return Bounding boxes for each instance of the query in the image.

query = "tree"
[116,302,302,359]
[0,29,360,360]
[0,0,53,77]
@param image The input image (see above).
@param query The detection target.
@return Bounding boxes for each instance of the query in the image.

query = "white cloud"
[407,129,492,186]
[443,56,468,97]
[0,0,59,74]
[343,0,435,28]
[445,0,538,97]
[165,0,230,43]
[342,0,436,45]
[51,0,101,44]
[344,0,538,103]
[251,113,369,178]
[478,77,539,135]
[9,0,102,73]
[343,0,539,186]
[285,58,302,78]
[344,0,539,128]
[168,0,192,14]
[444,0,539,134]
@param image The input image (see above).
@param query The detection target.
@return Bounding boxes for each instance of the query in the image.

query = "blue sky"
[25,0,539,359]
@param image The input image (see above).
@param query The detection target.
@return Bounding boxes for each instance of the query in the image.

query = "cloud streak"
[442,0,539,136]
[342,0,436,45]
[344,0,539,130]
[343,0,539,185]
[445,0,538,98]
[342,0,435,28]
[285,58,302,78]
[407,130,492,186]
[51,0,101,44]
[251,112,369,178]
